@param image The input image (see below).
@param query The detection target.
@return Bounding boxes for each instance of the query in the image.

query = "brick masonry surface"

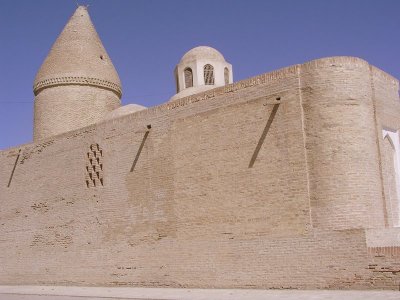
[1,57,400,290]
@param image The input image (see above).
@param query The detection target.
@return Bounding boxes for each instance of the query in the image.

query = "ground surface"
[0,286,399,300]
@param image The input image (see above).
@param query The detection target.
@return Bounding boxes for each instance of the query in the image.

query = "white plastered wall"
[382,128,400,227]
[176,60,233,93]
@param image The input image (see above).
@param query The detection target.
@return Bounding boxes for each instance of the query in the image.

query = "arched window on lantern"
[184,68,193,88]
[204,64,215,85]
[224,67,229,85]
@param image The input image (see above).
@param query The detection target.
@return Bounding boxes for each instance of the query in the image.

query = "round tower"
[169,46,233,101]
[300,57,384,230]
[33,6,122,141]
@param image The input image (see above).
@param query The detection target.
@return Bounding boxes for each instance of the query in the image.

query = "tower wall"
[34,85,120,141]
[300,57,384,230]
[32,6,122,141]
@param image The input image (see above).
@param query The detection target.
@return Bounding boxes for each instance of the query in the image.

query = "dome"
[169,86,214,102]
[103,104,146,120]
[169,45,233,101]
[33,6,122,98]
[180,46,226,64]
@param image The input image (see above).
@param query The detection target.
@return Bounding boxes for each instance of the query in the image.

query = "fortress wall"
[1,59,399,289]
[0,148,20,189]
[0,67,313,287]
[300,57,384,230]
[34,85,120,141]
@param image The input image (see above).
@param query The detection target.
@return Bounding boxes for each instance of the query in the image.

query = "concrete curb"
[0,286,399,300]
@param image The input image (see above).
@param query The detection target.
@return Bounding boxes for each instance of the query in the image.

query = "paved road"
[0,286,399,300]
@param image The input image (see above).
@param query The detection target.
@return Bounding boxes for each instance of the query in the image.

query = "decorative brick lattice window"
[184,68,193,88]
[85,143,104,188]
[204,64,215,85]
[224,67,229,85]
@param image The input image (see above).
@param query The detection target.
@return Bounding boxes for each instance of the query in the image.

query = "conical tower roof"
[33,6,122,97]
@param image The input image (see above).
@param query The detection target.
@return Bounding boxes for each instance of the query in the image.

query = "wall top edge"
[2,56,397,153]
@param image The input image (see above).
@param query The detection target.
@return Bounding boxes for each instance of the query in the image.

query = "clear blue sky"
[0,0,399,150]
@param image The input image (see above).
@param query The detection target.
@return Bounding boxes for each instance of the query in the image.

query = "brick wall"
[0,57,399,289]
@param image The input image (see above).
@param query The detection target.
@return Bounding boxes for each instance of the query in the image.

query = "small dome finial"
[75,2,90,9]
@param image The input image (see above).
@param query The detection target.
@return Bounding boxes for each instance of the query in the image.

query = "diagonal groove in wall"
[130,130,150,172]
[7,149,21,187]
[248,104,280,168]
